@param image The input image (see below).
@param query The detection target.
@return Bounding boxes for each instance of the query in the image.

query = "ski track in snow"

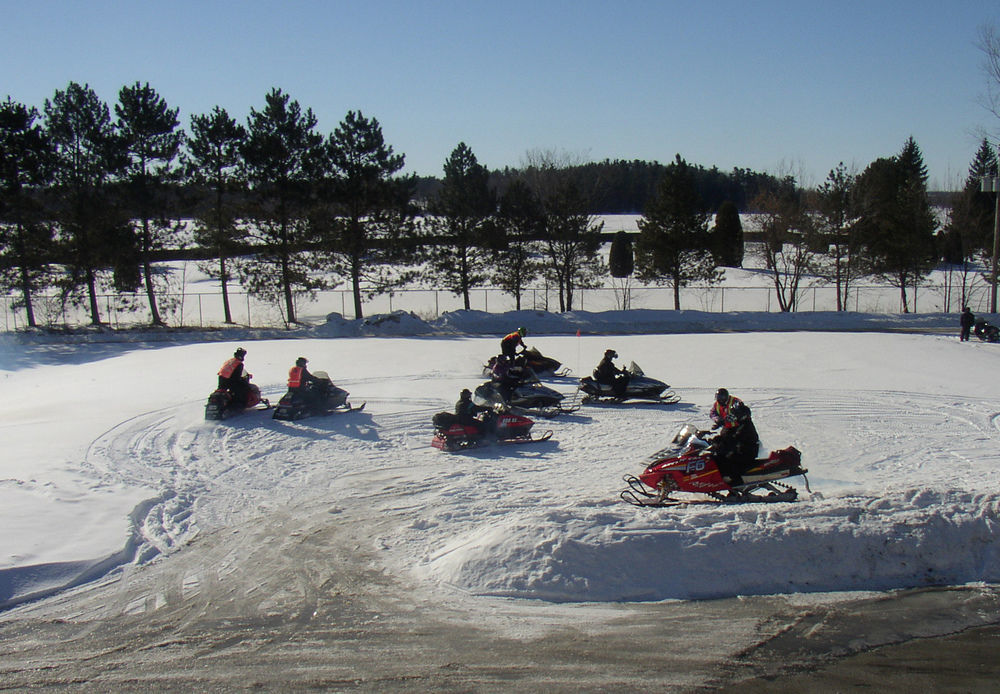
[79,384,1000,605]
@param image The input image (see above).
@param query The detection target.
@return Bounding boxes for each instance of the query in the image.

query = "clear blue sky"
[3,0,999,190]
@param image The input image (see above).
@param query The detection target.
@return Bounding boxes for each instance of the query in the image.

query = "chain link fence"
[2,280,991,331]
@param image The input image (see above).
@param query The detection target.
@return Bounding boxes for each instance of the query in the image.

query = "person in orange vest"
[710,388,744,430]
[500,326,527,359]
[288,356,324,413]
[218,347,250,406]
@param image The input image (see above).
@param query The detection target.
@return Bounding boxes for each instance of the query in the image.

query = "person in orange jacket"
[500,327,527,359]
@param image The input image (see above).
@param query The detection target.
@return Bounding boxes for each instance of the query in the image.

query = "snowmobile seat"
[432,411,460,429]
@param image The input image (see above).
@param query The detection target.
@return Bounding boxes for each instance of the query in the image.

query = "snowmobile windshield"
[628,362,645,376]
[672,424,709,450]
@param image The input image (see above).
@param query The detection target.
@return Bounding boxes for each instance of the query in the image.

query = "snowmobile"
[520,346,570,376]
[473,377,577,417]
[974,319,1000,343]
[620,424,809,507]
[205,377,270,420]
[483,347,570,378]
[272,371,364,421]
[431,408,553,451]
[578,362,679,404]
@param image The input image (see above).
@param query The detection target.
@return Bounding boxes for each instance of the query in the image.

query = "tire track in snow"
[68,386,1000,614]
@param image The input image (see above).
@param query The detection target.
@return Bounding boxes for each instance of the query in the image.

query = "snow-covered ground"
[2,306,999,614]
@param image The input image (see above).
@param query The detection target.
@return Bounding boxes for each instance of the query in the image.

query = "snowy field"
[2,306,999,616]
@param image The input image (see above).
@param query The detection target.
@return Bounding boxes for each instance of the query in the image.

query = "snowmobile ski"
[620,477,801,508]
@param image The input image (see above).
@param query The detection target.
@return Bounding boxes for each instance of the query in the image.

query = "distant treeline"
[414,160,790,215]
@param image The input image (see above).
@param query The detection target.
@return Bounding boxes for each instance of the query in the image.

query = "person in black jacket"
[456,388,493,433]
[711,400,760,488]
[960,306,975,341]
[593,349,629,397]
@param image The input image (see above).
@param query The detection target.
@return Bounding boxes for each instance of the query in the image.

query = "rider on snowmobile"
[456,388,494,434]
[708,390,760,487]
[218,347,251,406]
[710,388,744,430]
[490,355,521,404]
[287,357,325,413]
[501,327,527,359]
[593,349,630,397]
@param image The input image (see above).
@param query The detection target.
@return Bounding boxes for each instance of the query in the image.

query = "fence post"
[198,295,203,327]
[721,287,725,312]
[435,291,439,318]
[247,293,251,328]
[484,288,488,313]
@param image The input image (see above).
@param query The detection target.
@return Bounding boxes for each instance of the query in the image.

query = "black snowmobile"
[974,319,1000,343]
[473,377,577,417]
[483,347,570,378]
[578,362,679,404]
[272,371,364,420]
[482,347,570,379]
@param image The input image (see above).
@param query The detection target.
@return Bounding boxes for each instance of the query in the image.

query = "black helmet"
[730,401,751,422]
[605,349,617,359]
[715,388,729,405]
[295,357,308,367]
[460,388,472,399]
[234,347,246,359]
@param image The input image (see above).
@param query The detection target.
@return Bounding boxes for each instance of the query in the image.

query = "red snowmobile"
[205,376,270,420]
[431,408,553,452]
[621,424,809,506]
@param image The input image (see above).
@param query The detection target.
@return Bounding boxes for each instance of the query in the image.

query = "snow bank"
[418,490,1000,602]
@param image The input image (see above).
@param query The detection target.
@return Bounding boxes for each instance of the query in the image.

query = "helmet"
[715,388,729,405]
[605,349,617,359]
[517,327,526,337]
[460,388,472,399]
[295,357,308,367]
[730,401,751,422]
[234,347,247,359]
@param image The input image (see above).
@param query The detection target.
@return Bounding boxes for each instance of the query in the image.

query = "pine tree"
[635,155,721,310]
[323,110,416,319]
[44,82,131,325]
[855,138,938,312]
[186,106,247,324]
[608,229,635,310]
[116,81,184,326]
[713,200,743,267]
[240,89,327,324]
[0,97,56,327]
[426,143,496,309]
[492,178,542,310]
